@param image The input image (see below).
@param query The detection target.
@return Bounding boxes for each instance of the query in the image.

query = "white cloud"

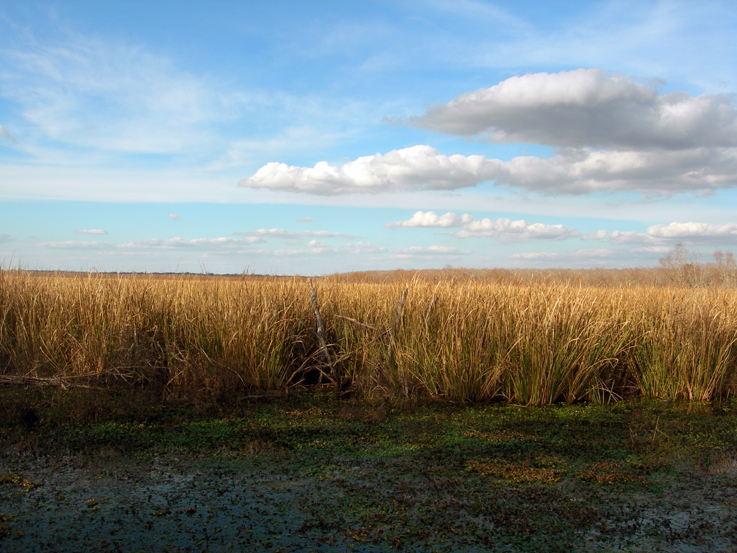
[511,248,614,260]
[271,241,385,256]
[391,245,470,258]
[610,221,737,246]
[408,69,737,150]
[509,251,560,260]
[489,147,737,194]
[36,240,109,249]
[119,237,263,249]
[631,246,671,253]
[169,214,182,220]
[1,30,224,155]
[241,143,737,196]
[298,217,312,223]
[233,228,353,239]
[387,210,582,242]
[75,229,108,235]
[645,222,737,239]
[308,239,326,248]
[454,218,580,241]
[608,230,659,245]
[386,210,474,228]
[240,145,501,195]
[582,230,607,240]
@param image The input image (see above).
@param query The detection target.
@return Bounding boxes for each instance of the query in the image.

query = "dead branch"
[308,278,334,379]
[336,315,378,331]
[395,286,409,331]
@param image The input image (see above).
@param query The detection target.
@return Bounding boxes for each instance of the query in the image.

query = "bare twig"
[309,278,334,379]
[395,286,409,331]
[387,286,409,362]
[336,315,378,331]
[425,282,440,327]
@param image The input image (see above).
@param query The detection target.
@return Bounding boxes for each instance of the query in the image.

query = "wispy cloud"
[233,228,353,239]
[36,240,110,249]
[36,236,264,251]
[1,30,223,156]
[119,237,263,249]
[0,233,15,243]
[75,229,108,235]
[169,214,182,220]
[270,241,385,256]
[631,246,671,253]
[391,245,470,258]
[511,248,614,260]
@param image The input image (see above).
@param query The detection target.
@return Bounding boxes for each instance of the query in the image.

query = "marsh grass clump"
[1,269,736,407]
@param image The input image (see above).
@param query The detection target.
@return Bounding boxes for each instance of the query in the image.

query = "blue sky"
[1,0,737,274]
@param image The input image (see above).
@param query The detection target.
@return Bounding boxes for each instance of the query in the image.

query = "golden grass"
[1,270,736,405]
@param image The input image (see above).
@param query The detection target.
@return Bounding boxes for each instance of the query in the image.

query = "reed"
[1,270,736,405]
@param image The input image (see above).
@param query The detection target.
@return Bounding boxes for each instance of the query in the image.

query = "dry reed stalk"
[1,270,736,404]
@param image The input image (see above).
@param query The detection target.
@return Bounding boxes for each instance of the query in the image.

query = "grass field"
[1,267,737,408]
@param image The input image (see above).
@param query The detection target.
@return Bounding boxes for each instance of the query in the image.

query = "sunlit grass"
[1,270,736,405]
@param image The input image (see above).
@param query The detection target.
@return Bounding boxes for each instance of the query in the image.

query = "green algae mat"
[2,389,737,552]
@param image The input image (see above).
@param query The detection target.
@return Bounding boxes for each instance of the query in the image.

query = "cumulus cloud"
[454,218,580,241]
[489,147,737,194]
[388,211,582,243]
[298,217,313,223]
[582,230,607,240]
[169,214,181,220]
[240,145,501,194]
[386,211,474,228]
[75,229,108,235]
[237,69,737,196]
[241,143,737,195]
[645,222,737,239]
[610,221,737,246]
[233,228,353,239]
[408,69,737,150]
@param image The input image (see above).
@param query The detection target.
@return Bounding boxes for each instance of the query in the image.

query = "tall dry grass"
[1,270,736,405]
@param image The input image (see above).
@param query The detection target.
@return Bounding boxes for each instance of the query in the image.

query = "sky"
[1,0,737,275]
